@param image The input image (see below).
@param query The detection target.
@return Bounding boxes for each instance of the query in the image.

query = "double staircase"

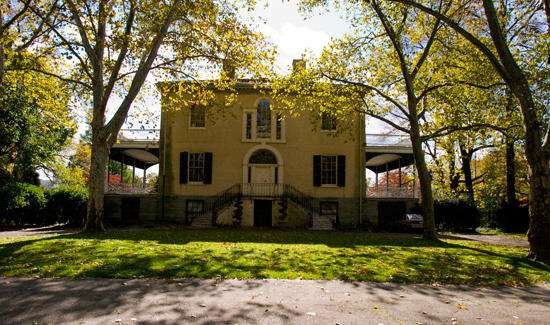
[188,183,333,230]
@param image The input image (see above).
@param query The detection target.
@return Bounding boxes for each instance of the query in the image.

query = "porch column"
[385,162,389,194]
[120,154,124,184]
[132,157,136,184]
[375,165,379,193]
[398,158,402,188]
[143,167,147,188]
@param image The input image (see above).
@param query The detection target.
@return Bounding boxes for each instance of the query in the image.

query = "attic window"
[321,112,337,131]
[190,106,205,128]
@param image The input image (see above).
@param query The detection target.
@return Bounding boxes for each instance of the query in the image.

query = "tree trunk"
[482,0,550,261]
[504,93,517,206]
[505,138,517,206]
[409,117,437,240]
[513,83,550,262]
[459,142,475,206]
[85,137,108,232]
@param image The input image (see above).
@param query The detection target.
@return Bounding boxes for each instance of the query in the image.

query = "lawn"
[0,228,548,286]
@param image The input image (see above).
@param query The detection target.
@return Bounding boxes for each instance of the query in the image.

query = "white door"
[251,166,273,183]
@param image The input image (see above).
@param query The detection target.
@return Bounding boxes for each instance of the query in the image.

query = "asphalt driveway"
[1,277,548,324]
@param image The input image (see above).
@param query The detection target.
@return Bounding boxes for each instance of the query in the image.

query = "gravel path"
[0,226,76,239]
[1,277,549,325]
[443,233,529,248]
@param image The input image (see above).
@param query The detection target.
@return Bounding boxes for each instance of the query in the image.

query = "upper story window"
[242,99,285,143]
[190,106,205,128]
[321,155,337,185]
[188,152,205,182]
[321,112,337,131]
[256,99,271,138]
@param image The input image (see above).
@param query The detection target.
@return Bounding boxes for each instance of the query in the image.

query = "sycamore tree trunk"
[505,138,517,206]
[409,115,437,240]
[479,0,550,261]
[504,93,517,206]
[513,85,550,261]
[85,130,108,231]
[459,143,475,206]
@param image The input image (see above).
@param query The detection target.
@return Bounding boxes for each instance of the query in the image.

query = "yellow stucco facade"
[158,82,366,227]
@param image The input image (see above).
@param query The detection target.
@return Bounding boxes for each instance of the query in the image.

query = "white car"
[403,214,423,229]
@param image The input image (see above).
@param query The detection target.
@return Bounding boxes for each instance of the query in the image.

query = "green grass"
[0,228,548,286]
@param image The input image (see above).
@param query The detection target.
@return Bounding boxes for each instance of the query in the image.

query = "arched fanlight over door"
[249,149,278,164]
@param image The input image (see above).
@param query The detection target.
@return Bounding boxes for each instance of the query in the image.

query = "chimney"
[292,59,306,73]
[222,59,236,79]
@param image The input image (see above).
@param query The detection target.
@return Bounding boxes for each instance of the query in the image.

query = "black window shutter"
[179,152,188,184]
[337,155,346,187]
[204,152,213,184]
[313,155,321,187]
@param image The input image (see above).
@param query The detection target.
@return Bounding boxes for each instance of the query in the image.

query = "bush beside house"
[0,182,87,228]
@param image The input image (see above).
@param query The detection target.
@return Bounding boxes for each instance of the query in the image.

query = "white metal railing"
[367,187,419,198]
[241,183,284,197]
[365,134,411,147]
[106,182,157,194]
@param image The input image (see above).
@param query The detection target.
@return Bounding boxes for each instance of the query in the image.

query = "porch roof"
[365,134,414,173]
[110,140,160,170]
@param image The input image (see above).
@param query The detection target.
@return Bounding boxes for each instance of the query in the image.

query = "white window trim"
[189,107,206,129]
[187,152,206,184]
[320,154,338,186]
[241,109,286,143]
[320,112,338,132]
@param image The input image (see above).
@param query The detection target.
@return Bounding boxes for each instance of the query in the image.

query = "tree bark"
[409,113,437,240]
[504,92,517,206]
[505,138,517,205]
[85,134,108,232]
[513,83,550,261]
[459,142,475,206]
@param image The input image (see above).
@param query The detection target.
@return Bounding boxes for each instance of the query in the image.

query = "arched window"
[256,99,271,138]
[249,149,277,164]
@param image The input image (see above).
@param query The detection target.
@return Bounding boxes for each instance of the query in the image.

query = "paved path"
[1,277,548,325]
[0,226,75,239]
[443,233,529,248]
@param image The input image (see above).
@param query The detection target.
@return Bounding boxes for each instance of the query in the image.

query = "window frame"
[189,106,206,129]
[185,199,204,223]
[320,155,338,186]
[188,152,205,183]
[242,106,285,143]
[321,112,337,132]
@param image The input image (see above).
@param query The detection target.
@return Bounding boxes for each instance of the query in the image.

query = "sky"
[243,0,351,72]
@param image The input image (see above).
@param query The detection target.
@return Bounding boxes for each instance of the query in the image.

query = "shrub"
[45,186,88,227]
[495,201,529,233]
[434,199,480,232]
[0,182,46,226]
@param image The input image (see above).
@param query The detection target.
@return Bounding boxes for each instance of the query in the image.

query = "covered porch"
[107,129,160,194]
[365,134,419,199]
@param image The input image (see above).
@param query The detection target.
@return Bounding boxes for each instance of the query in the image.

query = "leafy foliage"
[0,182,46,227]
[0,70,75,184]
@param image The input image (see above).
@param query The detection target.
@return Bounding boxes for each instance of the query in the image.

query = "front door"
[251,166,273,183]
[254,200,272,227]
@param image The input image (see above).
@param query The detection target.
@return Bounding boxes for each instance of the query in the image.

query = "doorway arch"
[242,145,283,185]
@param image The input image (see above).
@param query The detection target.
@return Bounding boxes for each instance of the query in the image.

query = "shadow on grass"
[0,228,548,287]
